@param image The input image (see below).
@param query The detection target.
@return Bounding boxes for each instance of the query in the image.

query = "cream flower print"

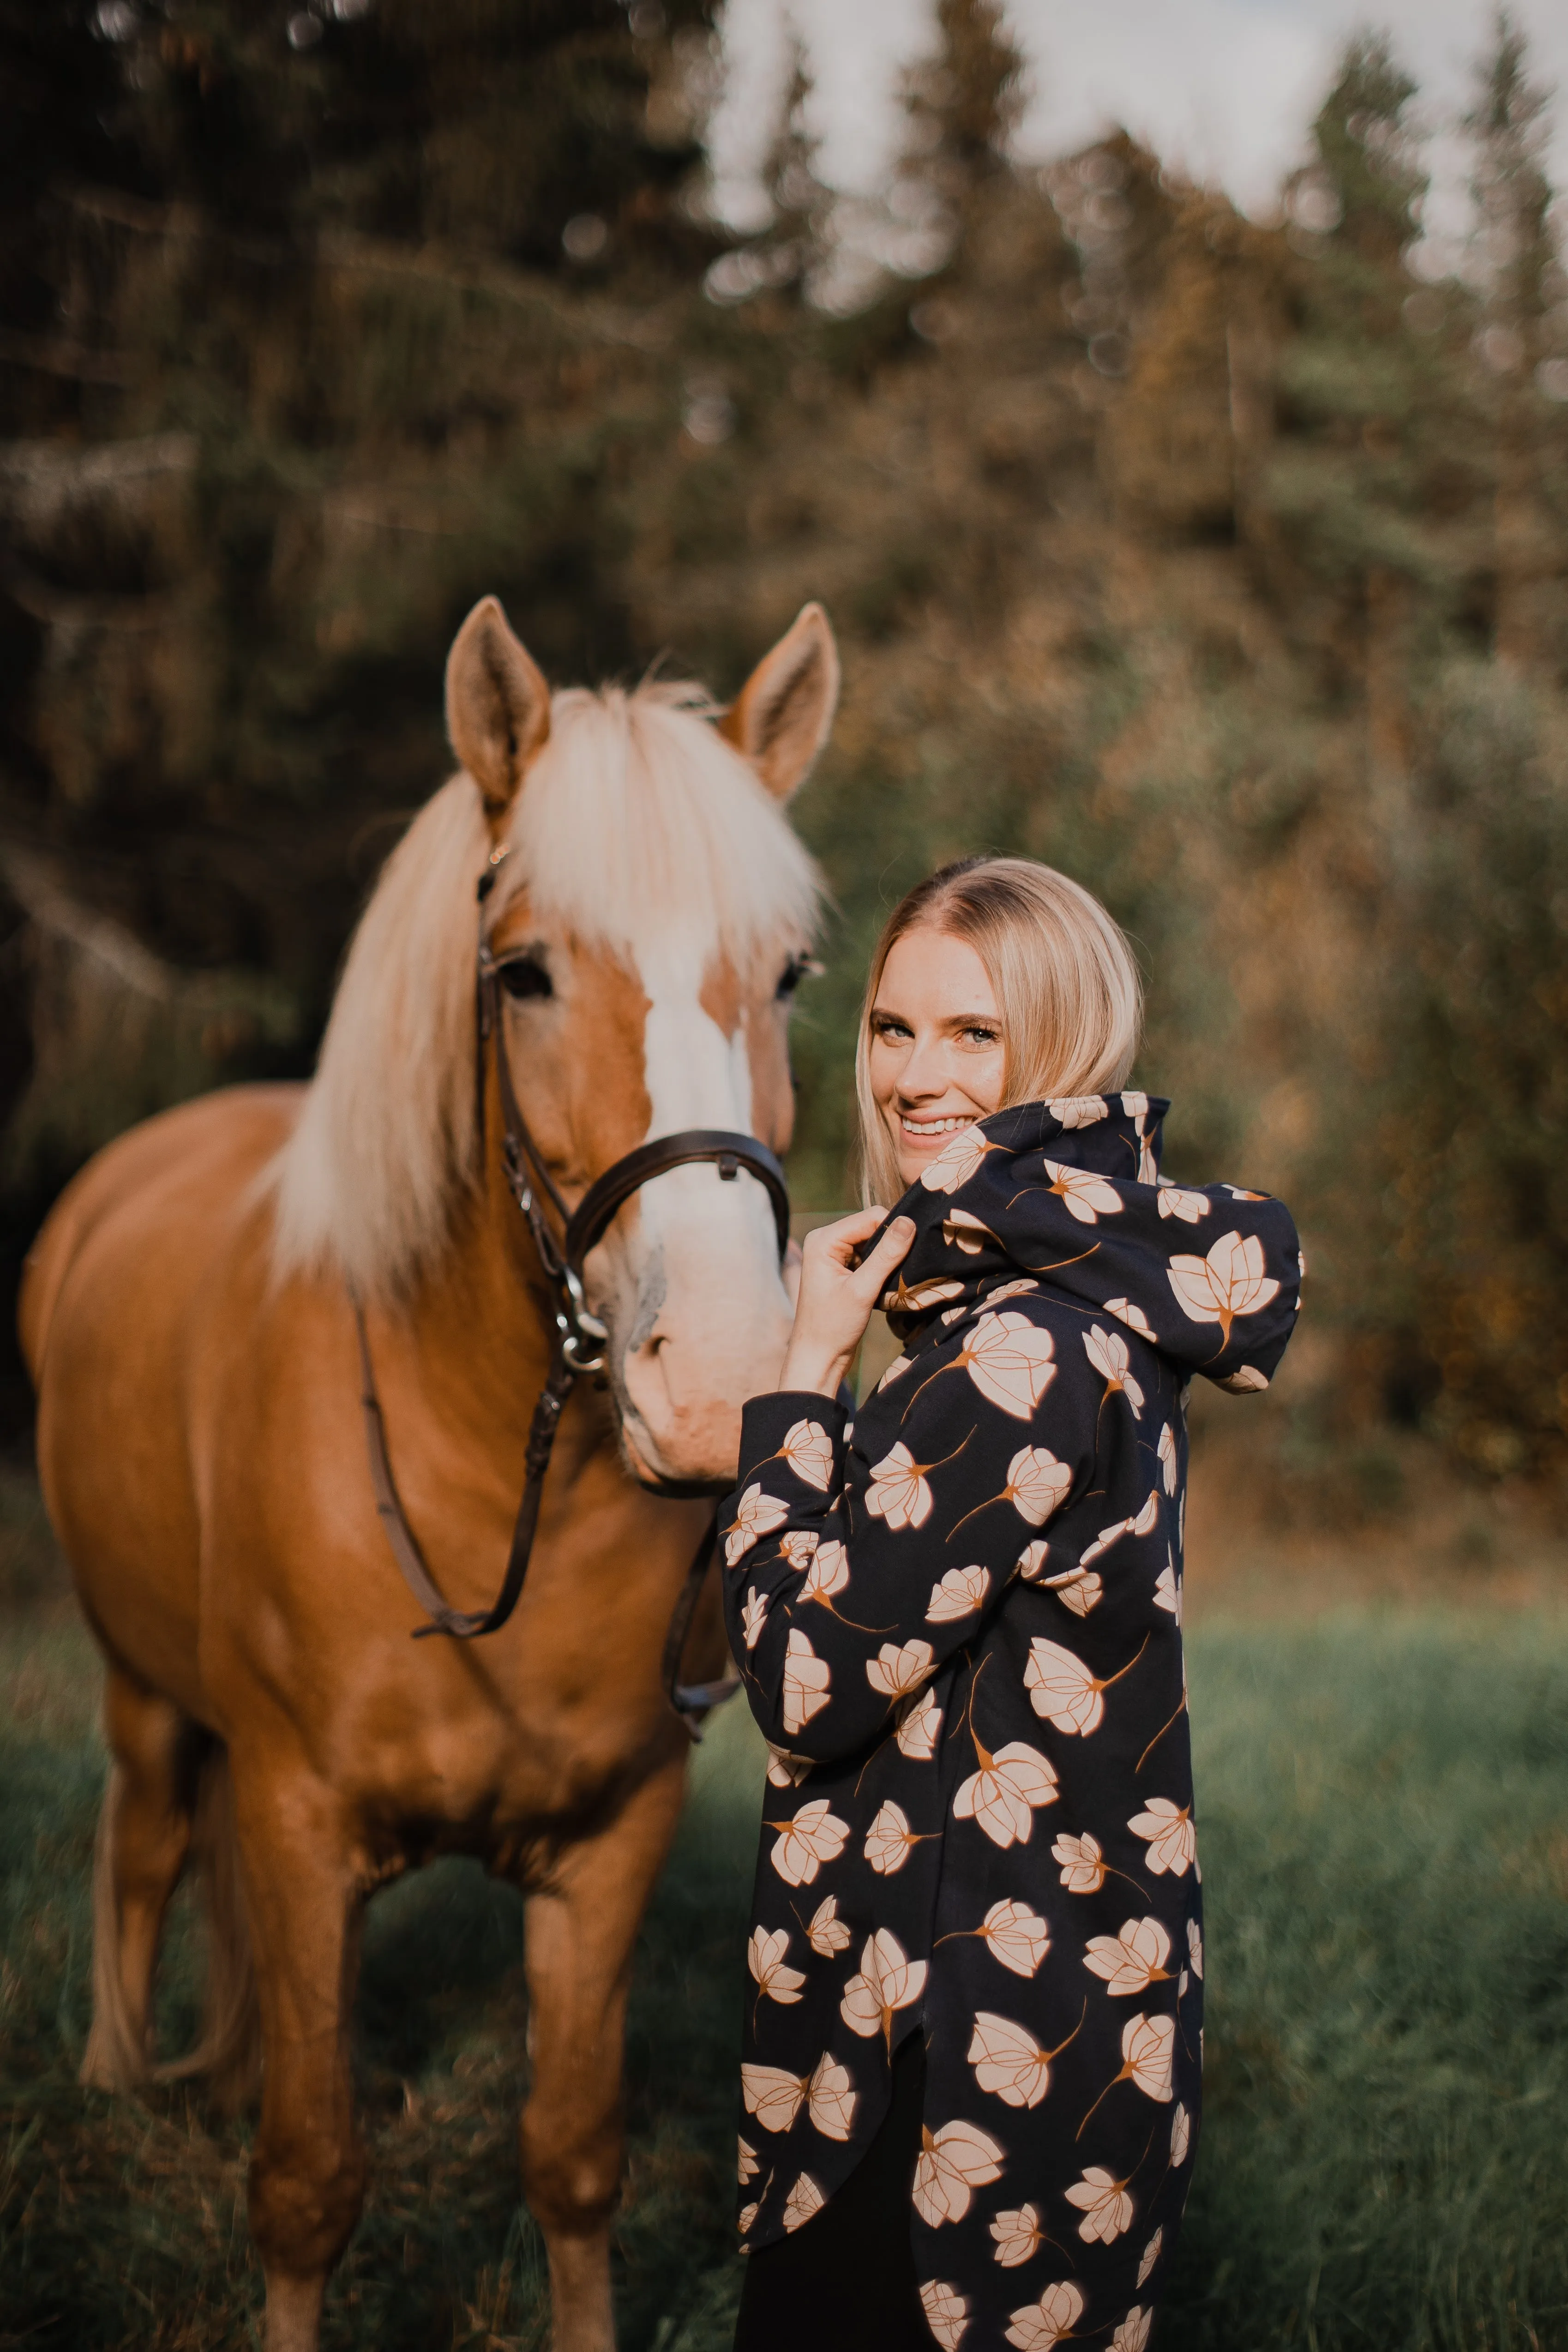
[990,2204,1046,2267]
[767,1797,849,1886]
[948,1311,1058,1419]
[1152,1560,1180,1622]
[1078,2013,1177,2138]
[805,1894,851,1957]
[1216,1363,1270,1393]
[1064,2164,1135,2244]
[949,1444,1072,1534]
[1137,2230,1164,2286]
[968,2006,1083,2109]
[1170,2103,1191,2165]
[1156,1182,1209,1224]
[1026,1634,1149,1737]
[1042,1160,1123,1224]
[1157,1421,1177,1494]
[989,1277,1040,1302]
[1102,1295,1154,1338]
[1004,2280,1086,2351]
[1046,1565,1103,1616]
[1167,1228,1280,1344]
[740,1590,769,1651]
[1111,2308,1153,2352]
[738,2196,761,2235]
[1080,1488,1160,1567]
[895,1686,943,1759]
[779,1417,835,1492]
[954,1736,1059,1848]
[1049,1095,1108,1129]
[781,2172,824,2232]
[724,1482,788,1566]
[778,1529,818,1572]
[1122,1091,1149,1117]
[738,2135,758,2185]
[865,1799,937,1876]
[799,1537,854,1612]
[841,1927,928,2052]
[880,1271,965,1314]
[943,1207,998,1255]
[928,1563,992,1623]
[920,1122,1000,1192]
[866,1636,937,1702]
[781,1629,831,1736]
[919,2280,972,2351]
[1083,1916,1173,1997]
[865,1441,937,1531]
[747,1926,806,2008]
[764,1744,811,1789]
[1052,1830,1109,1893]
[741,2053,857,2142]
[1187,1917,1204,1979]
[1128,1797,1196,1877]
[877,1351,912,1391]
[913,2118,1005,2227]
[973,1898,1051,1977]
[1083,1324,1144,1419]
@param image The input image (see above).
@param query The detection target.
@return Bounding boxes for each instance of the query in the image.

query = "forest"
[2,0,1567,1504]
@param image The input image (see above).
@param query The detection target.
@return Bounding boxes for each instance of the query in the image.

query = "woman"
[721,857,1302,2352]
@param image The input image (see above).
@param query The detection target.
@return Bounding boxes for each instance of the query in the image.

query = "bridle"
[352,849,790,1736]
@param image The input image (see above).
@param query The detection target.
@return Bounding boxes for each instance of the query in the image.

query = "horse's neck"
[405,1149,581,1473]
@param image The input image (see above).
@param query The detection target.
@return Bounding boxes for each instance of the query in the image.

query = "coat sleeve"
[721,1317,1098,1765]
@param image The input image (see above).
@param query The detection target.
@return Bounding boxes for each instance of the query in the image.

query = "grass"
[1,1468,1565,2350]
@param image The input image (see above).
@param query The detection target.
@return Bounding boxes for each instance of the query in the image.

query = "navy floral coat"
[720,1094,1302,2352]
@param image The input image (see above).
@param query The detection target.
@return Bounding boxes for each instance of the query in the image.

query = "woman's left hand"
[776,1206,914,1399]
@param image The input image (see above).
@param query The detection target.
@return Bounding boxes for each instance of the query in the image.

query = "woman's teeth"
[901,1115,972,1137]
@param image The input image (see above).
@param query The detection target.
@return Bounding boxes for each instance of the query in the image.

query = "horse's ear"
[445,596,551,819]
[718,602,840,802]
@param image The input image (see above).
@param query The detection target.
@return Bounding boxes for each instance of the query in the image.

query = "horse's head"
[441,596,835,1489]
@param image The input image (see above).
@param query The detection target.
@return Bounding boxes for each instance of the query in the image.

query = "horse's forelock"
[267,683,821,1302]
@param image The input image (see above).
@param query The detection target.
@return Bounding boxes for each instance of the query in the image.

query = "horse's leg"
[232,1763,367,2352]
[521,1756,688,2352]
[81,1662,200,2089]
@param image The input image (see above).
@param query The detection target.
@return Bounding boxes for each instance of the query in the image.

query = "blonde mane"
[268,683,822,1302]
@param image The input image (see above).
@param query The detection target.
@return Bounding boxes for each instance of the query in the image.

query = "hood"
[874,1093,1302,1393]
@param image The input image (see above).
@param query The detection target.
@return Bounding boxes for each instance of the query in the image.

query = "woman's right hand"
[776,1207,915,1399]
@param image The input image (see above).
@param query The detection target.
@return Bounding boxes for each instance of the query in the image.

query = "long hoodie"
[720,1092,1302,2351]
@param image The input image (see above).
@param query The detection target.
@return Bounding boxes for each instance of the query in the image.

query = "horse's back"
[23,1085,304,1705]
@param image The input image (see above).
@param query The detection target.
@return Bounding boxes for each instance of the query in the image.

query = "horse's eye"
[777,954,823,1002]
[499,957,553,1002]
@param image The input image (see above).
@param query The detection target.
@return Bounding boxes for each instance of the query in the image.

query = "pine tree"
[1465,11,1561,667]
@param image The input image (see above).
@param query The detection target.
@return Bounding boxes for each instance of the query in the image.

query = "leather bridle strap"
[352,869,787,1732]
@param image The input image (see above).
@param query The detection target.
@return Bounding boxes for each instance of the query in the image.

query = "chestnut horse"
[19,594,838,2352]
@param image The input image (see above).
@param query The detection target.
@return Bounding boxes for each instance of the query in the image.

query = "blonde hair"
[855,856,1142,1206]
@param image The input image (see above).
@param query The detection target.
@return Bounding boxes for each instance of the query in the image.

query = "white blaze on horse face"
[612,936,794,1485]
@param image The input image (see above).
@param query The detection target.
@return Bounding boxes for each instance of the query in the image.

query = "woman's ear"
[445,595,551,826]
[719,602,840,801]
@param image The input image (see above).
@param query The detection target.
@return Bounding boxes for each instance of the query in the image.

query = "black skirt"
[734,2036,930,2352]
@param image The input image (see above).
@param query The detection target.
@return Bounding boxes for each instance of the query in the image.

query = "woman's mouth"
[900,1114,974,1139]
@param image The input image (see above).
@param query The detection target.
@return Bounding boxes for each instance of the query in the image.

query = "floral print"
[723,1095,1300,2345]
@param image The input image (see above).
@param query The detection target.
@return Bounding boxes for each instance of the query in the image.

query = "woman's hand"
[776,1207,915,1399]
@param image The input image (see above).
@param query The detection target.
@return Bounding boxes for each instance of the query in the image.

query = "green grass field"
[2,1474,1565,2351]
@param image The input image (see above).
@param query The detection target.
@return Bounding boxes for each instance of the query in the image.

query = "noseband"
[353,851,789,1734]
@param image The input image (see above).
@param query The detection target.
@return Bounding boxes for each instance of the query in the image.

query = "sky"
[709,0,1568,265]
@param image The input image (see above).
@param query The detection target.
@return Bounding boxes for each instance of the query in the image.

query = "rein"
[353,852,790,1737]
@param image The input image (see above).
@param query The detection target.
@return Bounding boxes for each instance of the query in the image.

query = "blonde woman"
[722,857,1302,2350]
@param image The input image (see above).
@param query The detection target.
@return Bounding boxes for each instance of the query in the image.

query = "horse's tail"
[151,1744,262,2112]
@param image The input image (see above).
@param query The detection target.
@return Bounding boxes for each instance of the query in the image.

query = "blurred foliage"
[2,0,1568,1479]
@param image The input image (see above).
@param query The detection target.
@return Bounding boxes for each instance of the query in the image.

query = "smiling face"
[868,927,1008,1193]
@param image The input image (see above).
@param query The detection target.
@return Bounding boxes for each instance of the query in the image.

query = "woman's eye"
[964,1026,999,1046]
[499,957,553,1002]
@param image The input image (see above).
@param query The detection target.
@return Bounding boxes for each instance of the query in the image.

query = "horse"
[18,592,839,2352]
